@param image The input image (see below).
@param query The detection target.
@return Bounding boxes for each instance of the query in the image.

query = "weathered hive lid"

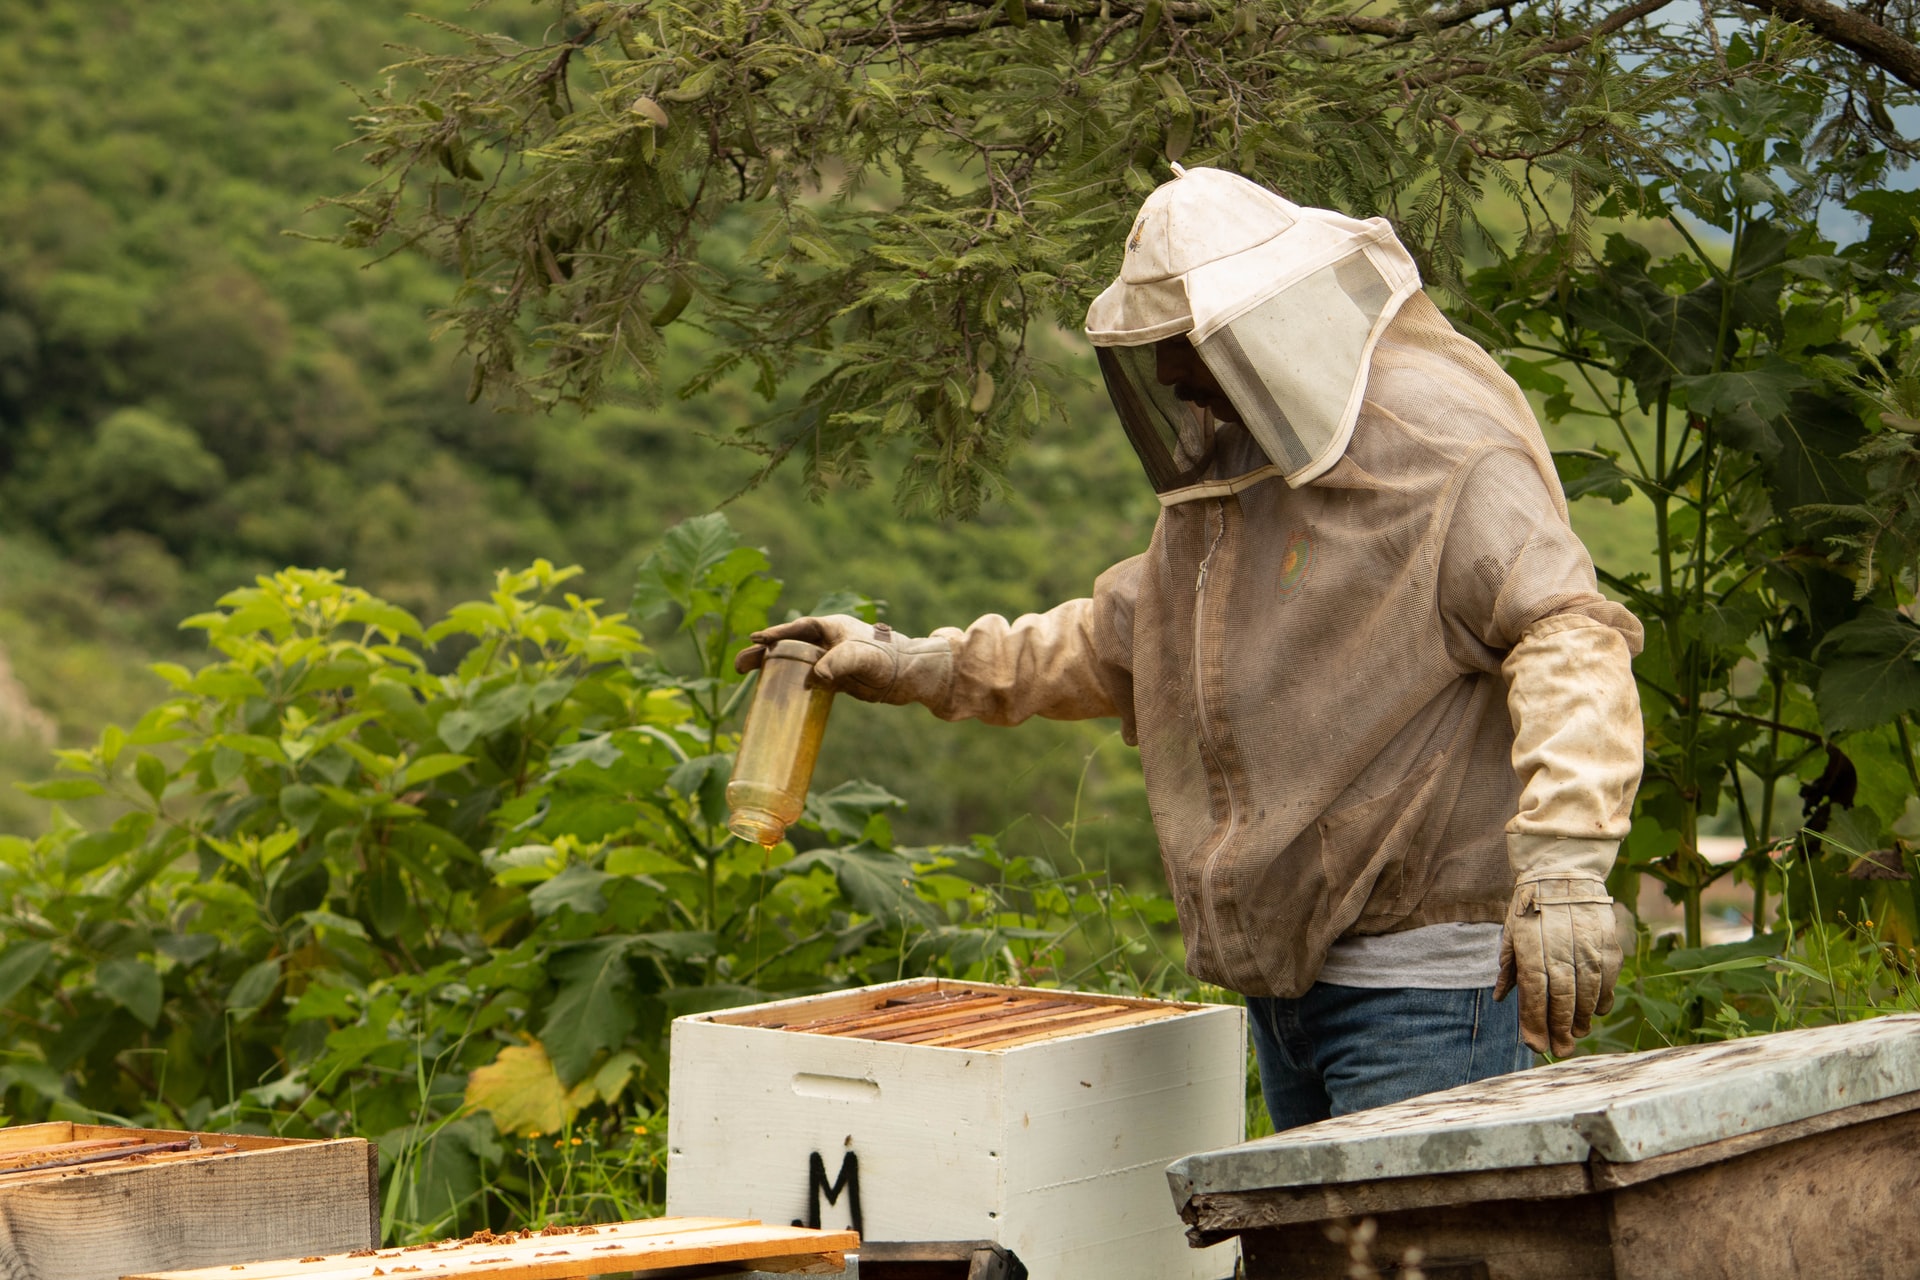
[701,977,1200,1051]
[1169,1014,1920,1204]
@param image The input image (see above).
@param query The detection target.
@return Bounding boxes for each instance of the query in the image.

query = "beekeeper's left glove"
[1493,836,1622,1057]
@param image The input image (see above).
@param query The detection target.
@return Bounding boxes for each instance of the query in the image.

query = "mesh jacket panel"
[942,292,1642,996]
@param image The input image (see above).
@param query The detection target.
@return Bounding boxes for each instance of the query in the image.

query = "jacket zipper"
[1191,499,1239,973]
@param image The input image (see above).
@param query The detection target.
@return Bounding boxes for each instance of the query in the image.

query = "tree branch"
[1739,0,1920,90]
[1537,0,1675,56]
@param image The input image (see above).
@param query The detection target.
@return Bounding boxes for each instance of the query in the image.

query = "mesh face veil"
[1094,345,1222,494]
[1085,166,1422,504]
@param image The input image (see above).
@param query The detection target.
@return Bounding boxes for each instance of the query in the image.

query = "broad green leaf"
[134,753,168,802]
[1676,361,1812,455]
[299,909,370,940]
[547,734,623,774]
[64,827,135,877]
[632,512,742,618]
[279,784,326,835]
[1815,609,1920,732]
[18,777,106,801]
[96,957,163,1027]
[188,668,267,699]
[402,753,473,787]
[486,844,564,886]
[227,958,282,1016]
[528,864,611,918]
[216,733,290,764]
[805,779,908,841]
[438,685,536,752]
[149,662,194,690]
[344,599,426,641]
[0,941,53,1009]
[668,754,731,828]
[589,1049,641,1107]
[540,937,637,1085]
[1552,449,1633,504]
[605,845,690,877]
[783,845,939,928]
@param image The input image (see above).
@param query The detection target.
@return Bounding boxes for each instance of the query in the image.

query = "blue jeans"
[1247,984,1532,1132]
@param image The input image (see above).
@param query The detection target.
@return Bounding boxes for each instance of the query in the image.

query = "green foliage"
[0,0,1165,893]
[333,0,1728,516]
[1595,841,1920,1052]
[0,516,1186,1239]
[1469,60,1920,1042]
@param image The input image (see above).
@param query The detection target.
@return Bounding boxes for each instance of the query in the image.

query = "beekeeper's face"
[1154,337,1242,424]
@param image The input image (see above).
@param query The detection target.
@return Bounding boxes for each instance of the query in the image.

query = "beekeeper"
[736,166,1643,1128]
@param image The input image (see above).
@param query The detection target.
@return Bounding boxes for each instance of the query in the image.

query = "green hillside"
[0,1,1170,868]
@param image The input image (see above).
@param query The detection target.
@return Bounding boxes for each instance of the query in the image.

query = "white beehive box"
[667,978,1245,1280]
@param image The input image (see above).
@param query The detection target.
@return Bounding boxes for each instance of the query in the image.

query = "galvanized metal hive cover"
[1169,1014,1920,1203]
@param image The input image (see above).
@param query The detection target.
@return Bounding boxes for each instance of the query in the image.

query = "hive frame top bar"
[0,1122,349,1187]
[124,1217,859,1280]
[691,977,1210,1051]
[1170,1014,1920,1201]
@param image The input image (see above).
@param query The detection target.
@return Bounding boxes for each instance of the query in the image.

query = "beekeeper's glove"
[1492,610,1638,1057]
[735,615,954,710]
[1493,836,1623,1057]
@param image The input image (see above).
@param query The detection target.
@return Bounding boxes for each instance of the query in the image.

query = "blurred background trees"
[0,1,1159,861]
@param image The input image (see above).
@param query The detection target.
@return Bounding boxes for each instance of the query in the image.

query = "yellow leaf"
[629,96,670,129]
[465,1041,574,1136]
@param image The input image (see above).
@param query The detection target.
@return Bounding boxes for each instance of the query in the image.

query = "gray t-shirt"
[1316,922,1504,989]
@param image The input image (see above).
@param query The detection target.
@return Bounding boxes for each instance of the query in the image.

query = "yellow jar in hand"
[726,639,834,845]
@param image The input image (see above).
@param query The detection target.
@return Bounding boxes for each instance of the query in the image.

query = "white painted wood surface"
[1169,1013,1920,1206]
[668,979,1245,1280]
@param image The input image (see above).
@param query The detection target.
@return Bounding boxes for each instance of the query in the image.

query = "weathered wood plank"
[1240,1196,1616,1280]
[709,978,946,1027]
[1182,1164,1593,1237]
[0,1134,375,1280]
[1608,1106,1920,1280]
[126,1218,859,1280]
[1183,1089,1920,1231]
[0,1124,75,1154]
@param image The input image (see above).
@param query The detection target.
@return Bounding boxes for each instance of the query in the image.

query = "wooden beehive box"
[1170,1014,1920,1280]
[0,1122,376,1280]
[667,978,1246,1280]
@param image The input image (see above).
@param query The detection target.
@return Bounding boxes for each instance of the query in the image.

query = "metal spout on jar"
[726,639,834,845]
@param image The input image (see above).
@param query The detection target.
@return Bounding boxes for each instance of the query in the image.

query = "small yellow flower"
[570,1137,582,1146]
[632,1125,648,1135]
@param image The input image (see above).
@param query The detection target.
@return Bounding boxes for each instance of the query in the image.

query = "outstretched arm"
[735,556,1142,734]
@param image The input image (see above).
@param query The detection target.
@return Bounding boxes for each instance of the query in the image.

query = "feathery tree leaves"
[334,0,1750,514]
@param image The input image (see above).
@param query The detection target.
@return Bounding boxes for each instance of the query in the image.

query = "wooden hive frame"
[124,1218,860,1280]
[707,977,1199,1051]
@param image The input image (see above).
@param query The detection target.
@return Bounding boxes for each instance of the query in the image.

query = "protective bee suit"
[740,167,1643,1061]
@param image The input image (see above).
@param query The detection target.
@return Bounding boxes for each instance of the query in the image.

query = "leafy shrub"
[0,514,1184,1238]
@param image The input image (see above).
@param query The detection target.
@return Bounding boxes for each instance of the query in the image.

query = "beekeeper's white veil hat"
[1085,165,1421,504]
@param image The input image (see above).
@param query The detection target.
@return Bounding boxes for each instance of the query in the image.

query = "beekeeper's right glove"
[735,615,954,710]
